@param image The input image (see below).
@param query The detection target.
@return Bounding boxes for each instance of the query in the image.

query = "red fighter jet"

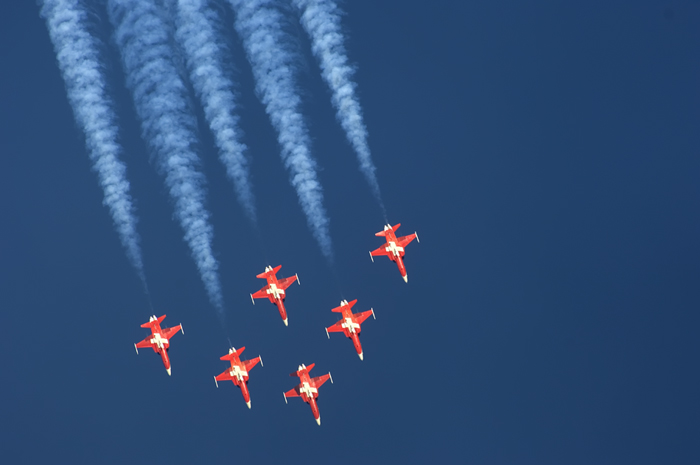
[283,363,333,425]
[134,315,184,376]
[250,265,300,326]
[370,223,419,282]
[325,299,376,360]
[214,347,263,409]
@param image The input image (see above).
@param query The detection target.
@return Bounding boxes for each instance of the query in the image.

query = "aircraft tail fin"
[331,299,358,313]
[290,362,315,377]
[375,223,400,236]
[256,265,282,279]
[220,346,246,361]
[140,314,166,328]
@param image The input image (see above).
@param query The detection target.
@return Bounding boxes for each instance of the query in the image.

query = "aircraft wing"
[370,245,390,257]
[215,370,235,382]
[312,374,331,389]
[397,233,417,248]
[326,320,345,334]
[243,357,261,372]
[284,385,301,398]
[277,275,298,290]
[355,310,375,325]
[162,325,182,339]
[135,335,153,349]
[251,286,270,300]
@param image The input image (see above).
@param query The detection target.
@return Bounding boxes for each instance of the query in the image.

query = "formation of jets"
[133,223,418,424]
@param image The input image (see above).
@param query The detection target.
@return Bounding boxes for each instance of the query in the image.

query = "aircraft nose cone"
[166,367,172,376]
[315,416,321,426]
[358,352,364,361]
[283,318,288,326]
[246,400,251,409]
[403,274,408,283]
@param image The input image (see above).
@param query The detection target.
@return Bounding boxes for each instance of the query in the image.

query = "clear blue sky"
[1,1,699,464]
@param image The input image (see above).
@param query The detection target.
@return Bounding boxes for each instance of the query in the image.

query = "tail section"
[290,363,315,377]
[331,299,357,313]
[141,314,166,328]
[375,223,400,237]
[256,265,282,279]
[220,346,246,361]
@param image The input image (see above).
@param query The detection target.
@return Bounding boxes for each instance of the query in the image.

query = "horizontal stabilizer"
[290,362,315,376]
[220,346,245,361]
[331,299,357,313]
[256,264,282,279]
[140,314,166,328]
[375,223,400,237]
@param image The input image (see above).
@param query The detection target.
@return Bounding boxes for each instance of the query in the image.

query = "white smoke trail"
[40,0,147,287]
[227,0,333,262]
[173,0,257,225]
[107,0,225,314]
[292,0,385,218]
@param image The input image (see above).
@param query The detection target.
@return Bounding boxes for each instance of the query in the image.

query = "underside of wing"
[326,320,345,334]
[355,310,374,325]
[162,325,181,339]
[284,385,301,398]
[215,371,234,382]
[397,233,416,248]
[370,245,389,257]
[243,357,261,372]
[312,374,331,389]
[135,336,153,349]
[277,275,298,290]
[251,287,269,299]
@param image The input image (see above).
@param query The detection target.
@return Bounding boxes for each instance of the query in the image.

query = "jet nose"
[403,274,408,283]
[315,416,321,426]
[283,318,288,327]
[246,400,252,409]
[358,352,364,361]
[166,367,172,376]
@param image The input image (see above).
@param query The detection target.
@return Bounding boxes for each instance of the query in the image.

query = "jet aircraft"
[134,315,183,376]
[370,223,419,282]
[251,265,300,326]
[283,363,333,425]
[214,347,263,409]
[325,299,375,360]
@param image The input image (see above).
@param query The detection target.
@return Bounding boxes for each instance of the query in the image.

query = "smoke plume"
[41,0,147,287]
[108,0,225,314]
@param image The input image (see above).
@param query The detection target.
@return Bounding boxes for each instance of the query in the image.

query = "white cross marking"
[299,382,317,398]
[266,283,284,299]
[341,318,360,333]
[385,241,404,257]
[150,333,168,349]
[229,365,248,382]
